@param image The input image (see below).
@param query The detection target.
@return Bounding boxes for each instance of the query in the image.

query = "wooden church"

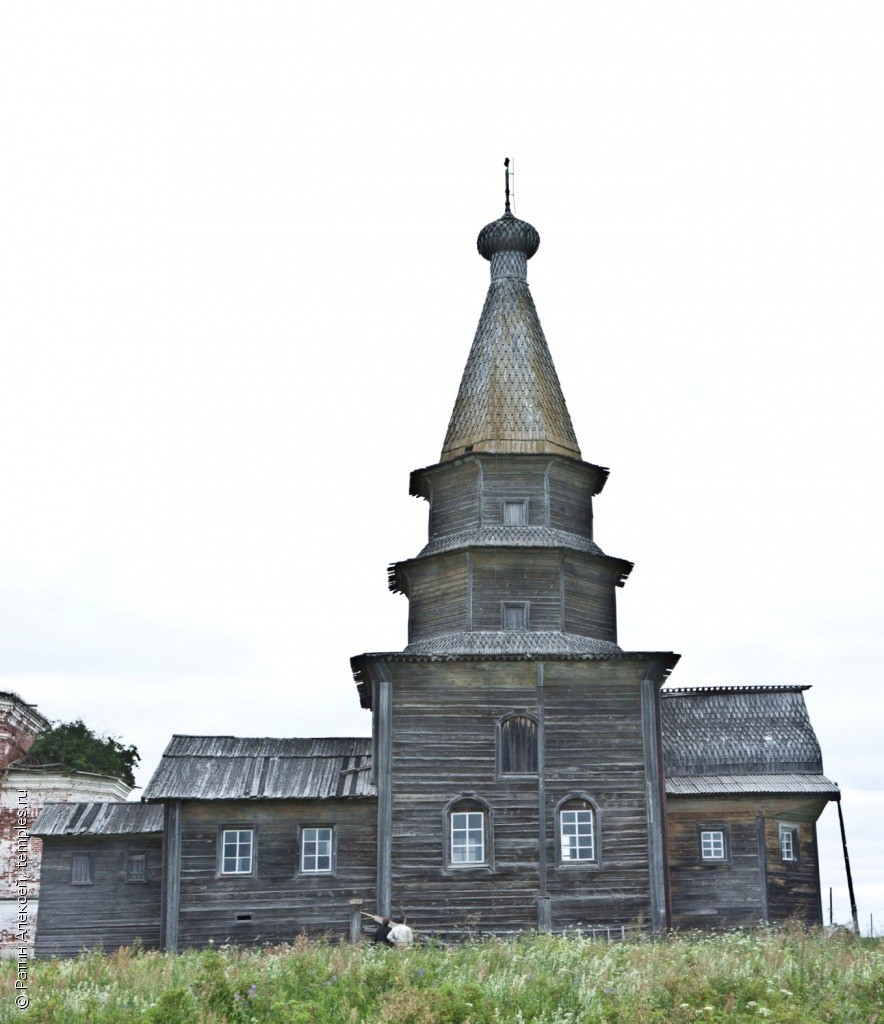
[32,174,839,954]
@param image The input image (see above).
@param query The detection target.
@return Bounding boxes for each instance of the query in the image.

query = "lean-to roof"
[142,736,375,801]
[33,801,163,837]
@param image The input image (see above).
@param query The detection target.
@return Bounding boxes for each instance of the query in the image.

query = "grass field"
[2,928,881,1023]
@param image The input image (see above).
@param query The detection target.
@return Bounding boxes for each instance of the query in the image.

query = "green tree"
[22,719,139,787]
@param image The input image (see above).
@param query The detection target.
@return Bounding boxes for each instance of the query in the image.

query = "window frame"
[501,498,529,526]
[779,823,800,864]
[554,794,601,870]
[70,851,94,886]
[501,601,530,631]
[697,824,731,865]
[299,824,337,876]
[217,826,257,878]
[443,795,494,874]
[124,851,148,884]
[496,711,539,778]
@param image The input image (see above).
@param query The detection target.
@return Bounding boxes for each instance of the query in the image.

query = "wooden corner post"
[376,661,393,918]
[640,661,671,932]
[349,899,364,943]
[160,800,182,951]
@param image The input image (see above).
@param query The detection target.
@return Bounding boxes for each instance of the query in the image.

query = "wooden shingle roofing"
[142,736,375,801]
[440,211,581,463]
[661,686,837,796]
[402,631,622,656]
[33,801,163,837]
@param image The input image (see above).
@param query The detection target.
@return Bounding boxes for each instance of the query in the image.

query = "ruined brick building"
[33,180,839,954]
[0,693,130,957]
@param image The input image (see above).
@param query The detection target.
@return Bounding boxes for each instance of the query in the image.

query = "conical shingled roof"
[440,211,582,463]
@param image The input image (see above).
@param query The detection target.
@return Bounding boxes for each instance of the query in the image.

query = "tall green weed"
[1,928,880,1023]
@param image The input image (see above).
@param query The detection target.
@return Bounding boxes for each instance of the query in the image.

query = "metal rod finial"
[504,158,511,213]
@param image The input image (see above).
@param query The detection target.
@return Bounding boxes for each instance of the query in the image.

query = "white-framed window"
[71,851,93,885]
[444,797,493,870]
[451,811,485,864]
[221,828,254,874]
[502,499,528,526]
[555,795,600,866]
[301,826,334,873]
[779,824,799,863]
[498,712,538,775]
[502,601,529,630]
[560,808,595,862]
[700,829,726,861]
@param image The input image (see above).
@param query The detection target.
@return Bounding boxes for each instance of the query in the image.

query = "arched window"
[556,795,599,865]
[444,796,492,869]
[498,713,538,775]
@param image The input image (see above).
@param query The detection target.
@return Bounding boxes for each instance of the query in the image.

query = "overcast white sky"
[1,2,881,933]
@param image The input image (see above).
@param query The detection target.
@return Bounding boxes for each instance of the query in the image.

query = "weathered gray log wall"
[666,800,765,930]
[35,835,162,957]
[386,658,659,935]
[175,798,376,949]
[763,802,825,926]
[666,796,826,930]
[416,454,603,539]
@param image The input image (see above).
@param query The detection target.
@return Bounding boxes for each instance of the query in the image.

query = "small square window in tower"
[502,499,528,526]
[502,602,529,631]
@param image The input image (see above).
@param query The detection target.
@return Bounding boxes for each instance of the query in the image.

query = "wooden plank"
[756,814,769,924]
[641,665,669,932]
[535,662,547,902]
[376,663,393,918]
[160,800,182,951]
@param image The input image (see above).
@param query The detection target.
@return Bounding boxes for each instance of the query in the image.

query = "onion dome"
[477,211,540,260]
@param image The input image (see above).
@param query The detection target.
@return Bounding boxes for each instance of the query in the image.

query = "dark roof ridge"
[663,685,810,695]
[166,733,370,741]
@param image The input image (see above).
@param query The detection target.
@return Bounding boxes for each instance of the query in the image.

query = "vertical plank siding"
[175,799,376,948]
[35,836,163,957]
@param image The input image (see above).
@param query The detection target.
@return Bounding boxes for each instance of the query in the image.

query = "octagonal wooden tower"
[352,190,680,935]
